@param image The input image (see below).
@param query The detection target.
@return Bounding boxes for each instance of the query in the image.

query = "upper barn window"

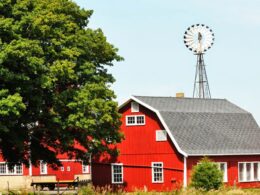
[131,102,139,112]
[126,115,145,126]
[156,130,167,141]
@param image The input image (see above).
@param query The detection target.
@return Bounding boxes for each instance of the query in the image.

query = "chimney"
[176,92,185,98]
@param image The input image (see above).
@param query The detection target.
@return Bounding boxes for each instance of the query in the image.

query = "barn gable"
[131,96,260,156]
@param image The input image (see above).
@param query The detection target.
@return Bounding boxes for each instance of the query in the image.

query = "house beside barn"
[92,95,260,191]
[0,153,91,190]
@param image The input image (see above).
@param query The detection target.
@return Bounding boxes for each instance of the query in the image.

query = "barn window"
[40,161,47,174]
[82,163,90,173]
[216,162,228,182]
[126,115,145,126]
[0,164,7,174]
[111,163,123,184]
[136,116,145,124]
[152,162,164,183]
[156,130,167,141]
[16,164,23,174]
[131,102,139,112]
[0,163,23,175]
[126,116,135,125]
[239,162,260,182]
[61,167,64,171]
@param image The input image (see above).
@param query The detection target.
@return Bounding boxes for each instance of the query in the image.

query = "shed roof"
[132,96,260,156]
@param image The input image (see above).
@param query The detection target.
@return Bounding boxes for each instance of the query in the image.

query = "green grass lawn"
[76,185,260,195]
[3,186,260,194]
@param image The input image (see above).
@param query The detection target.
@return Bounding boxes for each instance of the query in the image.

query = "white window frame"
[238,162,260,182]
[15,164,23,175]
[40,161,47,175]
[216,162,228,182]
[152,162,164,183]
[126,115,145,126]
[156,130,167,141]
[111,163,123,184]
[0,163,23,175]
[67,166,71,172]
[82,163,90,174]
[131,102,139,112]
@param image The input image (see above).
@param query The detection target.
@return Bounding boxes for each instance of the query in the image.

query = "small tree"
[190,157,223,191]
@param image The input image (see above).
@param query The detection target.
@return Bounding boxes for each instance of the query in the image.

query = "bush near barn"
[190,157,223,191]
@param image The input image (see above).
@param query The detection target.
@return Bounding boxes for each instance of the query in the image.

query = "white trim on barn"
[111,163,124,184]
[29,161,32,176]
[183,157,187,187]
[188,153,260,156]
[151,162,164,183]
[216,162,228,182]
[125,115,145,126]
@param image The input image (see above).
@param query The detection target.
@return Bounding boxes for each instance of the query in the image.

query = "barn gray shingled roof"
[133,96,260,155]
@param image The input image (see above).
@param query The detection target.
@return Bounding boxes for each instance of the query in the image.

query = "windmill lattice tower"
[184,24,215,99]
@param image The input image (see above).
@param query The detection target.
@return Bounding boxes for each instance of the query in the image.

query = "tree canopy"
[0,0,123,166]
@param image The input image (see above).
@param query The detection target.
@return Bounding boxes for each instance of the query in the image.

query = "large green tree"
[0,0,123,166]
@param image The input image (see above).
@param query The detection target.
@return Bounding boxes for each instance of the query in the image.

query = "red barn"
[92,95,260,191]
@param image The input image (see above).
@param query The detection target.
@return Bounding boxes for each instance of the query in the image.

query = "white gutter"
[188,153,260,156]
[183,156,187,187]
[29,161,32,176]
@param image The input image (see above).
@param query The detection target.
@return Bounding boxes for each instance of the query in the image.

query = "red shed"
[0,151,91,190]
[92,95,260,191]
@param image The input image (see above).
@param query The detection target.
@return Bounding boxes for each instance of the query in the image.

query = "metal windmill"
[184,24,215,99]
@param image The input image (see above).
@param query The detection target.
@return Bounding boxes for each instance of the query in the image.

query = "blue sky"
[75,0,260,124]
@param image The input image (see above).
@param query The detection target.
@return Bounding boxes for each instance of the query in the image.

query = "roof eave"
[187,153,260,156]
[119,98,132,110]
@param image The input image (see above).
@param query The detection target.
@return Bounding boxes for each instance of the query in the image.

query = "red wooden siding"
[92,163,111,187]
[31,160,88,180]
[93,101,184,191]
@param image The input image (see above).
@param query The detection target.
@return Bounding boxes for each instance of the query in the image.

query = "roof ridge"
[133,95,248,114]
[133,95,226,101]
[159,111,250,114]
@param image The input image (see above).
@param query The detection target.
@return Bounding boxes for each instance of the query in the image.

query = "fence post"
[57,178,60,195]
[7,181,9,194]
[77,177,79,194]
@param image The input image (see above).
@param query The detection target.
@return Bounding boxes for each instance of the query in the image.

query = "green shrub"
[190,157,223,191]
[78,184,96,195]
